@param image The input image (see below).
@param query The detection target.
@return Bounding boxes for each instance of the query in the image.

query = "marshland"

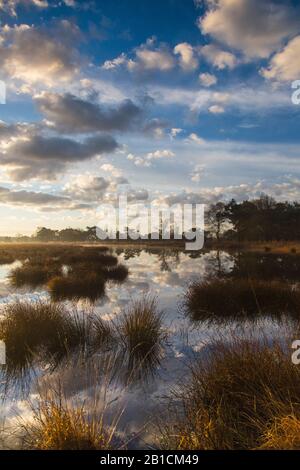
[0,242,300,449]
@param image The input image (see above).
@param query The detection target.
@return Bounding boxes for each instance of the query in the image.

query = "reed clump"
[159,337,300,450]
[184,278,300,321]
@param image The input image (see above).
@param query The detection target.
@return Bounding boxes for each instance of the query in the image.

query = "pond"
[0,246,299,449]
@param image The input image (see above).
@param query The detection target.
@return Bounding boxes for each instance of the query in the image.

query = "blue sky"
[0,0,300,235]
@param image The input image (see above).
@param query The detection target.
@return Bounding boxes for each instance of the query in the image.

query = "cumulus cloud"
[208,104,224,114]
[147,149,175,160]
[127,149,175,167]
[101,37,175,73]
[261,35,300,82]
[142,118,169,138]
[63,174,110,202]
[201,44,237,69]
[36,92,142,133]
[199,0,300,59]
[0,131,118,181]
[174,42,199,71]
[0,21,81,88]
[186,133,205,145]
[157,177,300,207]
[0,0,48,16]
[170,128,183,139]
[101,53,128,70]
[199,72,217,87]
[133,40,175,71]
[190,164,206,182]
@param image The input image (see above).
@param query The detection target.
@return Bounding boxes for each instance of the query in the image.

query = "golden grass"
[21,377,124,451]
[0,302,91,376]
[259,414,300,450]
[119,296,165,380]
[23,398,112,450]
[159,336,300,450]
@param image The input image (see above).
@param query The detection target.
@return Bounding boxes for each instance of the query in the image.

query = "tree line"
[1,195,299,243]
[207,195,300,242]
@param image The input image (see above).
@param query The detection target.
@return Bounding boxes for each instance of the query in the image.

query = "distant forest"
[1,195,300,243]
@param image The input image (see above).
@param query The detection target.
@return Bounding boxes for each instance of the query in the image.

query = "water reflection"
[1,246,300,449]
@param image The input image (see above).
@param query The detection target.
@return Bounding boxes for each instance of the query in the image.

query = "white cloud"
[209,104,224,114]
[199,72,217,87]
[135,47,175,71]
[0,0,48,16]
[190,164,206,182]
[100,163,124,178]
[63,174,110,202]
[174,42,199,71]
[150,83,289,114]
[101,53,128,70]
[261,35,300,82]
[201,44,237,69]
[199,0,300,59]
[170,128,183,139]
[187,133,205,145]
[0,21,81,88]
[127,149,175,167]
[146,149,175,160]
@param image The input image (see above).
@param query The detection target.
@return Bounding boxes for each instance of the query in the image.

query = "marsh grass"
[159,336,300,449]
[0,296,165,385]
[259,413,300,449]
[48,272,106,302]
[20,368,126,451]
[0,302,94,377]
[118,296,165,381]
[3,244,128,301]
[22,395,113,450]
[184,278,300,321]
[9,262,61,288]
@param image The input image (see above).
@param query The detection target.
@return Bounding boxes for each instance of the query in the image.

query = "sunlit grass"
[0,302,91,377]
[159,336,300,449]
[21,375,125,451]
[119,296,165,381]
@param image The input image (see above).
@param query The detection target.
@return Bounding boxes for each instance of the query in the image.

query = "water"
[0,247,299,449]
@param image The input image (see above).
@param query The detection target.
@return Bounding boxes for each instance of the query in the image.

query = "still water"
[0,248,298,449]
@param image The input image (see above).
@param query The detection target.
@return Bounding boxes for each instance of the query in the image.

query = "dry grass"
[159,336,300,450]
[0,296,165,384]
[9,262,61,288]
[21,375,125,451]
[259,414,300,449]
[184,278,300,321]
[0,302,92,376]
[48,272,106,302]
[23,396,113,450]
[119,296,165,380]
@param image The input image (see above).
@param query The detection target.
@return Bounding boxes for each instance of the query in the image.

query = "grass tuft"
[159,337,300,449]
[184,278,300,321]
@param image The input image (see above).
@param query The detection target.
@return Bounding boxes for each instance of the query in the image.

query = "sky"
[0,0,300,235]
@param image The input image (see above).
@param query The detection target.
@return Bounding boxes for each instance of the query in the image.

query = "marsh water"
[0,246,299,449]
